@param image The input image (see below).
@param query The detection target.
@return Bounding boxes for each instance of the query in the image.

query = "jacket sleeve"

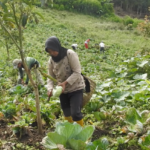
[47,58,56,91]
[66,50,81,85]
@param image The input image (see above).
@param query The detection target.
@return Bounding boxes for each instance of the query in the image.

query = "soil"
[91,127,109,142]
[0,119,46,150]
[0,118,110,150]
[0,119,142,150]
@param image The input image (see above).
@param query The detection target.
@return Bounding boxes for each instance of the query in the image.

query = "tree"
[0,0,44,134]
[0,22,18,59]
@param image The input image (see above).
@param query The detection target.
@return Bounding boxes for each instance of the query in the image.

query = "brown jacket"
[47,49,85,93]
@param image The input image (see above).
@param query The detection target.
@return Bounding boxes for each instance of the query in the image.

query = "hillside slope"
[0,7,150,79]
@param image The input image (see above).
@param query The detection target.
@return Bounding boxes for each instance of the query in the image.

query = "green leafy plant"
[138,134,150,149]
[2,103,16,119]
[86,137,109,150]
[42,122,95,150]
[9,84,29,95]
[9,119,30,138]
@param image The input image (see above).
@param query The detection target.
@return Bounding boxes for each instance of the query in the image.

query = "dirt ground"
[0,118,110,150]
[0,119,142,150]
[0,119,46,150]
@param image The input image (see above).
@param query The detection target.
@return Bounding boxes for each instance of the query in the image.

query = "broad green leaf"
[94,112,101,121]
[128,120,143,134]
[137,60,148,67]
[133,93,148,102]
[55,122,82,140]
[137,81,147,85]
[112,90,130,102]
[68,139,86,150]
[9,84,29,94]
[133,73,147,80]
[86,138,109,150]
[85,142,97,150]
[134,120,143,134]
[75,126,95,142]
[117,137,125,144]
[112,105,124,111]
[94,111,108,121]
[100,95,111,103]
[100,82,112,88]
[12,127,20,134]
[142,134,150,146]
[145,79,150,84]
[117,79,127,86]
[114,91,130,102]
[42,132,66,149]
[98,137,109,150]
[117,72,127,78]
[125,107,141,124]
[140,110,150,122]
[42,136,59,150]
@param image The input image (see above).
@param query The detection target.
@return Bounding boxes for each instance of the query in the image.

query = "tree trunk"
[34,86,43,134]
[18,25,43,134]
[0,1,43,135]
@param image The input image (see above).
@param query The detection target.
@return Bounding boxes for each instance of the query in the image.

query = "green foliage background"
[1,2,150,150]
[52,0,114,16]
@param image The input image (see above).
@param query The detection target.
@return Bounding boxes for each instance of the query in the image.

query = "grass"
[0,8,149,82]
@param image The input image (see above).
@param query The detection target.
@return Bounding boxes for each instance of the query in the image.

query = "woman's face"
[47,49,59,57]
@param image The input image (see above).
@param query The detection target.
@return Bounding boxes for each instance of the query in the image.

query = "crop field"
[1,6,150,150]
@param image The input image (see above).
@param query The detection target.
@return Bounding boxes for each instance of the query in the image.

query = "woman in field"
[45,36,85,126]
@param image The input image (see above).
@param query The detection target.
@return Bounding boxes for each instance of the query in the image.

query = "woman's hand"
[58,81,68,93]
[47,89,53,102]
[47,90,53,97]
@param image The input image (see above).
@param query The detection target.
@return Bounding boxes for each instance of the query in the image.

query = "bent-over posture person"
[99,41,105,53]
[13,57,44,85]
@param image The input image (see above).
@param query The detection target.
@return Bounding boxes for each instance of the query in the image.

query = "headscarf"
[45,36,68,62]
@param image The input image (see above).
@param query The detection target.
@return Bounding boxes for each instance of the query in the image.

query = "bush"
[54,0,114,16]
[53,4,59,9]
[123,16,134,25]
[59,4,65,10]
[109,15,123,23]
[137,16,150,37]
[132,18,142,27]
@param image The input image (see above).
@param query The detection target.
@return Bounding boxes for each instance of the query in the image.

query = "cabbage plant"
[42,122,95,150]
[52,86,63,97]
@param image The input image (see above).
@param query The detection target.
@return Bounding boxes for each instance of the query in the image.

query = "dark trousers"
[100,47,104,53]
[59,89,83,121]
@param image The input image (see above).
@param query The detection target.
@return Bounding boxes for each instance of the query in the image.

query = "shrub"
[123,16,134,26]
[54,0,114,16]
[132,18,142,27]
[109,15,122,23]
[53,4,59,9]
[137,16,150,37]
[59,4,65,10]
